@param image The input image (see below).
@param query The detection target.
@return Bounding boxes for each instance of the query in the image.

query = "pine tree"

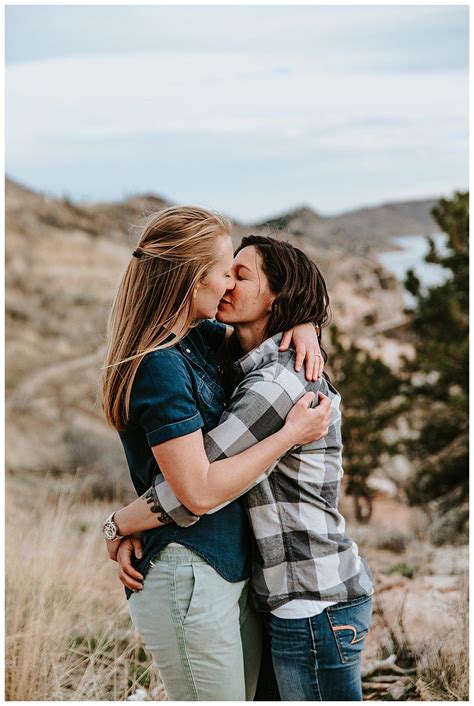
[329,328,402,521]
[402,192,468,542]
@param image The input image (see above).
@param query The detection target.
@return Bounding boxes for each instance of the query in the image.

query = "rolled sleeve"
[153,474,201,527]
[145,411,203,446]
[131,351,204,447]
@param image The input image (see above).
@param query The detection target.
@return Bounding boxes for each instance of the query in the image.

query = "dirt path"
[9,345,105,409]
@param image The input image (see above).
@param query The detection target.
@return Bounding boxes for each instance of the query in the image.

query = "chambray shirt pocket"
[178,342,226,430]
[197,377,215,406]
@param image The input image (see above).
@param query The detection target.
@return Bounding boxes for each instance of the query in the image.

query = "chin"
[216,310,229,323]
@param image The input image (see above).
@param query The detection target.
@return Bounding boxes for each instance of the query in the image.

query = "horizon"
[6,5,468,221]
[7,173,448,226]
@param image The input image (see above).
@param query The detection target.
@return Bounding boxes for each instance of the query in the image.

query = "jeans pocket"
[173,563,197,625]
[326,596,372,665]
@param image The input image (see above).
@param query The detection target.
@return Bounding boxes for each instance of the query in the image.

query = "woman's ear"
[266,292,276,313]
[194,276,206,296]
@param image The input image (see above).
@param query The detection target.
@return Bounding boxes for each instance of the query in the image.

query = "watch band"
[102,511,125,541]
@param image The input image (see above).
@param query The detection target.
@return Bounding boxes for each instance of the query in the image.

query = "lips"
[219,299,232,306]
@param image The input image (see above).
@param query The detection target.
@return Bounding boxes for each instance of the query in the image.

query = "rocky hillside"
[6,178,412,487]
[258,198,440,253]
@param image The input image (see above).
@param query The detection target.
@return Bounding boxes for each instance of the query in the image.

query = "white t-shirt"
[271,598,337,619]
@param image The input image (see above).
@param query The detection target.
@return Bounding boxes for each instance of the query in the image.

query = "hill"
[256,198,440,253]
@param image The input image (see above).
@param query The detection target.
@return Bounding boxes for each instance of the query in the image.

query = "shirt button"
[223,402,227,408]
[185,348,191,353]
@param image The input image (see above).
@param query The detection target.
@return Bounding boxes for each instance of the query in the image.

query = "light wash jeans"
[128,543,262,701]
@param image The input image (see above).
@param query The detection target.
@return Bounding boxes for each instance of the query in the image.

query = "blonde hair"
[100,205,231,430]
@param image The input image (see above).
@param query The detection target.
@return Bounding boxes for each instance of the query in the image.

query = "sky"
[5,4,469,222]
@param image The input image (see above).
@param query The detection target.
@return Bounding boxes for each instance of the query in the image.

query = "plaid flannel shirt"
[153,333,374,611]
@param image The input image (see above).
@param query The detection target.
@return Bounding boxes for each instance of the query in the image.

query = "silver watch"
[103,511,125,541]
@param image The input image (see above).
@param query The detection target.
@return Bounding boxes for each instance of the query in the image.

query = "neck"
[169,310,190,339]
[234,320,267,353]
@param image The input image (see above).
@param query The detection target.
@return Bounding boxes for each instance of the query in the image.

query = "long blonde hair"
[100,205,231,430]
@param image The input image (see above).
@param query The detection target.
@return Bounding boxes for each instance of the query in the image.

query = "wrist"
[276,425,296,452]
[102,510,125,541]
[113,508,127,536]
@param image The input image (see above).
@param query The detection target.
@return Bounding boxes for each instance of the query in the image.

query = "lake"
[378,233,450,306]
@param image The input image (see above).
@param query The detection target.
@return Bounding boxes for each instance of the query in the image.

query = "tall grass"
[5,477,162,701]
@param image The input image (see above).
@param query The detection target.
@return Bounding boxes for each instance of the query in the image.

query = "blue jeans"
[262,595,372,701]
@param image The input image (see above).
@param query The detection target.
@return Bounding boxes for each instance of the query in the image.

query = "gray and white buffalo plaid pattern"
[153,333,374,611]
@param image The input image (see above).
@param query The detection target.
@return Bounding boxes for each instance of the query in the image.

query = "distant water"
[378,233,450,306]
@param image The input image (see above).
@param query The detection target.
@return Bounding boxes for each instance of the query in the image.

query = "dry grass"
[6,475,468,701]
[414,577,469,701]
[367,568,469,701]
[5,476,163,701]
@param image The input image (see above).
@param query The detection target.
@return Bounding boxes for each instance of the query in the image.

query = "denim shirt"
[118,319,251,598]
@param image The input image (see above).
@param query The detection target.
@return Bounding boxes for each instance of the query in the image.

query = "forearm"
[112,424,294,535]
[188,425,294,514]
[114,487,173,536]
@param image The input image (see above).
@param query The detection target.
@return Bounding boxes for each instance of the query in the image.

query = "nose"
[225,273,236,291]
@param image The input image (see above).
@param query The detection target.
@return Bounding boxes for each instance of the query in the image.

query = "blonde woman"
[100,206,331,701]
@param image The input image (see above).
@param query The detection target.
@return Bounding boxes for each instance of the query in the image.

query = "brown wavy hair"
[100,205,231,430]
[222,235,330,380]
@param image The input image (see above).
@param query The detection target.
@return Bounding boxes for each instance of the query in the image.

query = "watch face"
[103,522,116,540]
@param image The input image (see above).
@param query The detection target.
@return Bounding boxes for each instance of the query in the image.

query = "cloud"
[5,5,468,218]
[6,5,467,71]
[6,51,468,158]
